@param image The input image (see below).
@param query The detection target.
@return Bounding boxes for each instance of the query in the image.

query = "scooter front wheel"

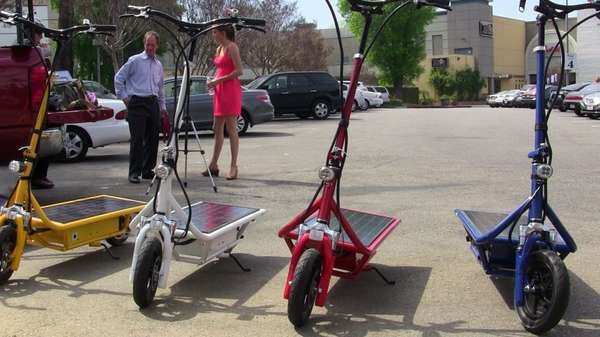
[0,224,17,285]
[516,249,570,334]
[133,237,162,309]
[288,248,322,327]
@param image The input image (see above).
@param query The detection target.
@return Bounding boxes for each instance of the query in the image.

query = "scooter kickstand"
[368,266,395,285]
[101,243,120,260]
[230,253,251,272]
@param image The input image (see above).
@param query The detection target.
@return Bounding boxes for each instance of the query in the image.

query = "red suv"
[0,46,113,162]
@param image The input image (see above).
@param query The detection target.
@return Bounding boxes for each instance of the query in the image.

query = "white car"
[367,86,390,103]
[340,82,368,111]
[344,81,384,107]
[62,97,130,161]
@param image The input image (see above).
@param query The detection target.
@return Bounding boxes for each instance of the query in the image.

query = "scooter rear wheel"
[0,224,17,285]
[516,250,570,334]
[288,248,322,327]
[133,237,162,309]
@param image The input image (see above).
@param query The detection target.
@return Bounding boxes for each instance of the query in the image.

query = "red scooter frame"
[278,0,451,327]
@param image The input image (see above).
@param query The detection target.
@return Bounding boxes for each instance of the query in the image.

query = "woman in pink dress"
[205,24,243,180]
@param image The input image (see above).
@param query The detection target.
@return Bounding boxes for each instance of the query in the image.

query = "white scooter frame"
[123,6,266,308]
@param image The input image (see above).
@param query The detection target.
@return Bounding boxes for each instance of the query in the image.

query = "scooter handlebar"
[417,0,451,11]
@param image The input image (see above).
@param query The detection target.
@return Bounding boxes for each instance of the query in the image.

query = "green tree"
[339,1,435,96]
[456,68,485,100]
[429,68,454,98]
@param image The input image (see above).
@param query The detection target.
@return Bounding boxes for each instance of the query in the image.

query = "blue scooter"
[455,0,600,334]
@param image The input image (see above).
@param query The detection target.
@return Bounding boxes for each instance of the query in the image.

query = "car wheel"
[61,127,90,162]
[311,100,330,120]
[352,100,358,111]
[574,106,583,116]
[559,104,567,112]
[236,113,249,135]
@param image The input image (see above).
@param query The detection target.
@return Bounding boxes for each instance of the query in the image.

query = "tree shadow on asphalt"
[490,271,600,337]
[0,243,133,310]
[138,254,288,322]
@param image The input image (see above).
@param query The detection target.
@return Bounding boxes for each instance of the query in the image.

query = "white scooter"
[122,5,267,308]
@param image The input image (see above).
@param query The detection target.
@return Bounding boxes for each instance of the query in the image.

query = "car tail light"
[30,63,47,112]
[115,110,128,120]
[257,94,271,103]
[566,95,582,101]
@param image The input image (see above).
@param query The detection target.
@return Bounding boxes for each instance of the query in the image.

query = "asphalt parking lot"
[1,106,599,337]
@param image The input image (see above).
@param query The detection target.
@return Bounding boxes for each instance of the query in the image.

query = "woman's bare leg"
[210,117,226,169]
[225,116,239,174]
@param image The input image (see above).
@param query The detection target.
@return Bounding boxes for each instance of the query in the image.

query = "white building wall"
[577,6,600,83]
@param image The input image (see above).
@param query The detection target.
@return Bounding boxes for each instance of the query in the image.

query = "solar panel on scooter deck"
[176,202,261,234]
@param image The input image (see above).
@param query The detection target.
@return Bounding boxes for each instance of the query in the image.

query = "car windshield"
[520,85,536,91]
[374,87,387,93]
[580,83,600,94]
[246,76,266,89]
[82,80,117,99]
[563,82,590,91]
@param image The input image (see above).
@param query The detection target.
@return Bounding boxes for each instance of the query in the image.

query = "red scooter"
[278,0,451,327]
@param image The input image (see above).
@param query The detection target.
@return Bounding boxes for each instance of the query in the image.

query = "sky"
[298,0,590,28]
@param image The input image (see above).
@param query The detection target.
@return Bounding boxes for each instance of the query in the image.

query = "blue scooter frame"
[456,0,600,334]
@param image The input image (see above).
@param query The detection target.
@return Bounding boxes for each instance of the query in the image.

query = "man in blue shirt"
[114,31,167,183]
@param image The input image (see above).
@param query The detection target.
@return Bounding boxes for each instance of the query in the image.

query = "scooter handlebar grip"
[418,0,451,10]
[240,18,266,27]
[92,24,117,32]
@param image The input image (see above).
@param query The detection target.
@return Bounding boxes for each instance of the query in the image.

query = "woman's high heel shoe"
[202,167,219,177]
[226,166,238,180]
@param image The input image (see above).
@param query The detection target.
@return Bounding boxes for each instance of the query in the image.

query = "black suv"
[246,71,342,120]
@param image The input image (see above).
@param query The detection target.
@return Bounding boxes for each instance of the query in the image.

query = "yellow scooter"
[0,11,144,284]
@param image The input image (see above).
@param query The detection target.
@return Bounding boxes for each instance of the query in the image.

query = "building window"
[432,35,443,56]
[454,47,473,55]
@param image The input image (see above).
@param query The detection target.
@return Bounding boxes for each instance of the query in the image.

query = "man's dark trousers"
[127,95,160,178]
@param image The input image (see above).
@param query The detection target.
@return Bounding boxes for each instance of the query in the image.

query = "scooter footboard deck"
[29,195,145,250]
[176,202,263,233]
[304,208,399,251]
[456,210,569,251]
[174,202,264,264]
[38,195,145,224]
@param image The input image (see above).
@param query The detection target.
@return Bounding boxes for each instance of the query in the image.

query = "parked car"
[549,82,590,111]
[501,89,522,107]
[514,85,556,109]
[246,71,341,120]
[344,81,384,107]
[341,83,368,111]
[60,96,130,162]
[581,92,600,119]
[82,80,118,99]
[367,86,391,103]
[166,76,274,135]
[563,83,600,116]
[0,45,112,162]
[487,93,500,107]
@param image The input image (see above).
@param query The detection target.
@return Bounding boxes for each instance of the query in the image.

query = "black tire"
[559,104,567,112]
[589,114,600,120]
[516,250,570,334]
[288,248,322,327]
[236,113,249,135]
[574,106,583,116]
[61,127,90,162]
[352,100,358,112]
[106,232,129,247]
[311,100,330,120]
[0,224,17,285]
[133,237,162,309]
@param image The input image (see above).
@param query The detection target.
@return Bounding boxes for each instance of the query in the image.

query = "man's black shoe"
[142,171,155,180]
[129,175,141,184]
[32,178,54,189]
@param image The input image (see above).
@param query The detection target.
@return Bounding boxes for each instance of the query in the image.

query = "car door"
[261,75,289,113]
[187,78,213,129]
[287,74,314,112]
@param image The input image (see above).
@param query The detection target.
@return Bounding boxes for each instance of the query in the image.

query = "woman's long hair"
[216,24,235,42]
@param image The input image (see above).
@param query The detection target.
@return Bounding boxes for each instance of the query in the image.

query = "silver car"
[581,91,600,120]
[165,76,274,135]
